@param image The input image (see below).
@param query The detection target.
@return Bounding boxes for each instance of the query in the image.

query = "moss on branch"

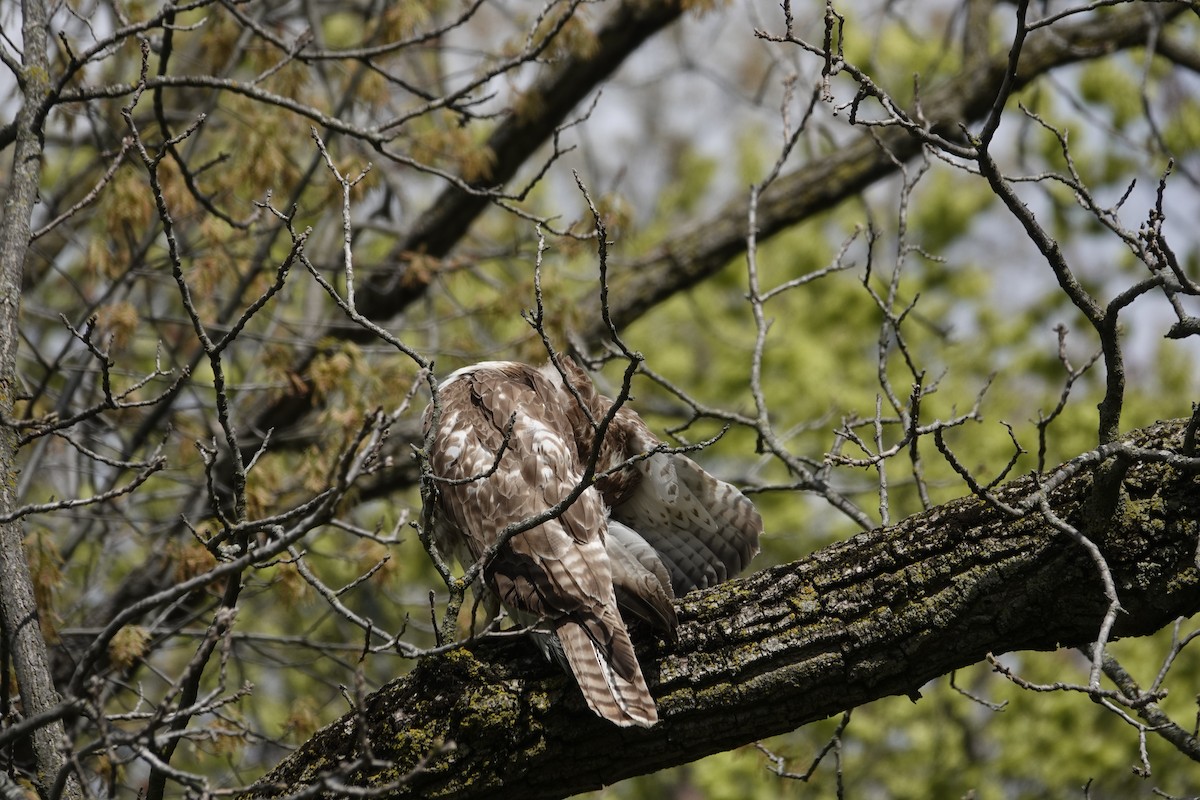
[250,419,1200,800]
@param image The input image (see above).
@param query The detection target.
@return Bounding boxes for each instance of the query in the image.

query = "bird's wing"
[609,416,762,596]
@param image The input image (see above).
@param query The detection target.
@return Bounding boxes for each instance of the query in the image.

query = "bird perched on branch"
[422,358,761,726]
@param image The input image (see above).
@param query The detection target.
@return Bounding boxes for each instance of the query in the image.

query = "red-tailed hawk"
[422,358,761,726]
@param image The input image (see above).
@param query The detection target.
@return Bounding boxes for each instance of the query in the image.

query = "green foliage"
[1078,59,1143,130]
[840,12,962,106]
[7,0,1199,796]
[910,168,997,253]
[1161,98,1200,159]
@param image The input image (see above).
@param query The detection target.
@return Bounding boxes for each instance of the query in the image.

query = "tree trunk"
[248,419,1200,800]
[0,3,81,798]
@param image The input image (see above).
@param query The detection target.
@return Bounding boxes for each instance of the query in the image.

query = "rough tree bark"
[0,2,81,798]
[248,418,1200,800]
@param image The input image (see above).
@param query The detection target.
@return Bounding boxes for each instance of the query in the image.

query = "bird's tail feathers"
[555,618,658,727]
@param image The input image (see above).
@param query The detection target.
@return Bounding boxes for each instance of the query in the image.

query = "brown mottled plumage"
[422,359,761,726]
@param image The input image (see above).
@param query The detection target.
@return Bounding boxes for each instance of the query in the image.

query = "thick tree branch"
[578,2,1186,343]
[78,2,691,651]
[249,418,1200,800]
[240,2,1186,495]
[243,0,687,456]
[363,0,687,310]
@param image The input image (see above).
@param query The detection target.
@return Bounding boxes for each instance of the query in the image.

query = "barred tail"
[555,618,658,727]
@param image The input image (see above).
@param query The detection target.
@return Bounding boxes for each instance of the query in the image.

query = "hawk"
[422,358,761,726]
